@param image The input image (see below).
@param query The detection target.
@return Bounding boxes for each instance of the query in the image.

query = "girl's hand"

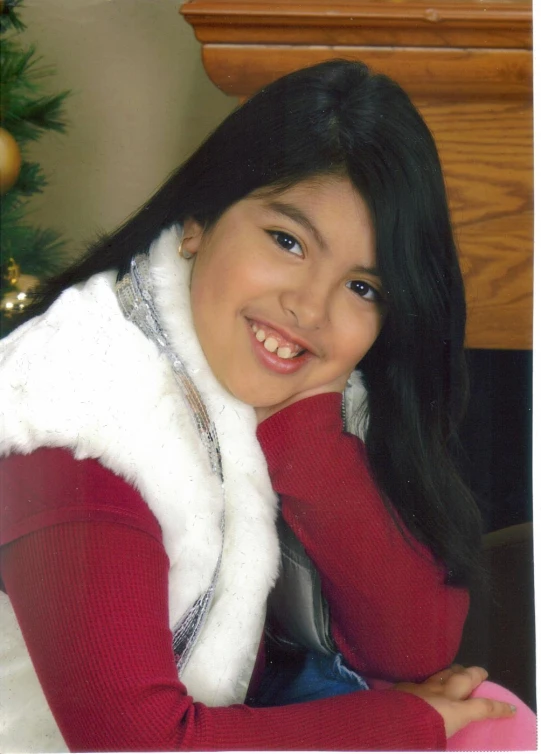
[394,665,517,738]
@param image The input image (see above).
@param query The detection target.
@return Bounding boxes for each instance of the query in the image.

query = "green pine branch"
[12,160,48,194]
[1,162,46,215]
[0,1,25,34]
[0,223,69,278]
[3,92,70,141]
[1,41,70,143]
[0,0,72,337]
[0,0,70,197]
[0,42,36,86]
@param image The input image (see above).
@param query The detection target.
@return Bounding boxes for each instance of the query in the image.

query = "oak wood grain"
[201,45,532,99]
[428,102,533,348]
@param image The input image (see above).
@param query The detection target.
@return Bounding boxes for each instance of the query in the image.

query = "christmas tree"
[0,0,70,335]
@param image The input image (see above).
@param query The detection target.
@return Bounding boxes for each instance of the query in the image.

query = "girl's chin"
[225,381,296,413]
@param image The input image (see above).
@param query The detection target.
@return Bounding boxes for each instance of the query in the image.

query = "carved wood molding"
[182,1,532,99]
[182,1,532,49]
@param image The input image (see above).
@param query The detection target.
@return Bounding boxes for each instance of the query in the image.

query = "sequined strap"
[116,254,223,478]
[116,253,225,674]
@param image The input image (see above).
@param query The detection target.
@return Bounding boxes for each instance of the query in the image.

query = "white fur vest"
[0,226,280,752]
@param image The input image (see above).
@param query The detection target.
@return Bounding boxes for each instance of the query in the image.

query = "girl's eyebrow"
[265,201,329,251]
[265,200,380,278]
[351,263,381,277]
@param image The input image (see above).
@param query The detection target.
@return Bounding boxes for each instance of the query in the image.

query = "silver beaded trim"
[116,253,225,674]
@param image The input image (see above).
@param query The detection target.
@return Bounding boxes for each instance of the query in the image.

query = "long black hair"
[27,59,481,585]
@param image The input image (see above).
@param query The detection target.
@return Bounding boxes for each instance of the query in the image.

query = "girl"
[0,60,534,751]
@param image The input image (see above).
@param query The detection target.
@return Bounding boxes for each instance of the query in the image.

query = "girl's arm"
[0,448,444,751]
[1,522,444,751]
[257,393,469,683]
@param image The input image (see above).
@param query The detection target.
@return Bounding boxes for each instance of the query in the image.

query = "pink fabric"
[447,681,536,751]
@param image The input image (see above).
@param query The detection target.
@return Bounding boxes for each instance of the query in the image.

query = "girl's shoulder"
[0,447,162,550]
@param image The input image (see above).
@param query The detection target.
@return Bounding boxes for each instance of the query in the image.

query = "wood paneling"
[201,46,531,98]
[182,0,533,349]
[423,100,533,349]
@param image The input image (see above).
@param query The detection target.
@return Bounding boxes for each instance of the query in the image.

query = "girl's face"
[185,176,385,412]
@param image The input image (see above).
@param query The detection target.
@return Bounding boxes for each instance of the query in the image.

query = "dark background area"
[459,349,533,533]
[454,349,534,710]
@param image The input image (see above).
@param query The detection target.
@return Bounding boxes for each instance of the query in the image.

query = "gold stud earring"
[179,242,194,260]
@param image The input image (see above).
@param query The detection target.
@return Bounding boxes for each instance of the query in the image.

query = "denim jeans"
[250,649,369,707]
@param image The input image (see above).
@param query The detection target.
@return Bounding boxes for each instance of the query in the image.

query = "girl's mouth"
[249,322,306,360]
[246,319,313,375]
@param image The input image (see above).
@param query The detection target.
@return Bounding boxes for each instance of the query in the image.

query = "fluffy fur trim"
[0,227,279,725]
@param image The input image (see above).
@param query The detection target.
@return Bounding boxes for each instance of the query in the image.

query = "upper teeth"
[251,324,298,359]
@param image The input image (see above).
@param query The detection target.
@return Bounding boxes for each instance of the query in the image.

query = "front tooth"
[255,329,266,342]
[277,346,293,359]
[264,336,279,353]
[252,323,258,333]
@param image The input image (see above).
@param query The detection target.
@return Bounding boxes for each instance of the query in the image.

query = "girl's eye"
[268,231,303,257]
[346,280,382,303]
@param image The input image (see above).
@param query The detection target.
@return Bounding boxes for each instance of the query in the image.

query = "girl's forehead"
[244,177,371,229]
[253,177,370,225]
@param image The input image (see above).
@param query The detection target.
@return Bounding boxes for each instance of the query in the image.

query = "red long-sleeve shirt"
[0,394,463,751]
[257,394,469,682]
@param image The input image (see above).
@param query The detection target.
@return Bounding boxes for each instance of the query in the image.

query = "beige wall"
[20,0,234,258]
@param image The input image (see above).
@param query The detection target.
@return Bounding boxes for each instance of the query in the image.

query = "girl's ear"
[182,217,205,256]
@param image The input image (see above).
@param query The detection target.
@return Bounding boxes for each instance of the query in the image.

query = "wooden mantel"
[182,1,533,350]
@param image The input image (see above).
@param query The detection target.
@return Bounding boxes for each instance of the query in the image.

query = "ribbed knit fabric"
[0,394,451,751]
[256,393,469,682]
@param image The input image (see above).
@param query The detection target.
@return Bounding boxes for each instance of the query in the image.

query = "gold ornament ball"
[0,128,22,194]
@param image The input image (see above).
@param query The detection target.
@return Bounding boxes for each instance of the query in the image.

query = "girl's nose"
[280,278,331,330]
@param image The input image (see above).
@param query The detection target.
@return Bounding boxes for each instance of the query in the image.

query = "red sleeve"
[0,452,446,751]
[257,393,469,683]
[0,447,162,547]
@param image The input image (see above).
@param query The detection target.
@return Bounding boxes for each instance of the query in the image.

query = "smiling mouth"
[248,321,308,360]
